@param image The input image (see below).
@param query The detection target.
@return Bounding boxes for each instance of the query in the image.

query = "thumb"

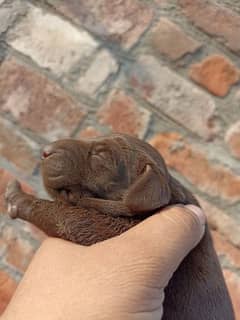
[118,205,206,287]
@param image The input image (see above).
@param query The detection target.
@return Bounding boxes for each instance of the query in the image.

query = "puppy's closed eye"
[90,144,113,170]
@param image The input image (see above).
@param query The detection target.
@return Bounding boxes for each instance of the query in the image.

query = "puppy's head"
[41,136,131,203]
[41,133,178,213]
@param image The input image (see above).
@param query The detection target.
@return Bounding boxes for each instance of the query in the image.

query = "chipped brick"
[98,90,151,138]
[150,132,240,203]
[190,55,239,97]
[46,0,153,49]
[150,18,201,60]
[7,5,98,76]
[0,58,86,141]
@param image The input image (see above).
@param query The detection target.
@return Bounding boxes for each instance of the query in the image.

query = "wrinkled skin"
[5,133,234,320]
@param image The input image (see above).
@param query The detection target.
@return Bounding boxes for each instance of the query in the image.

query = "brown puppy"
[5,133,234,320]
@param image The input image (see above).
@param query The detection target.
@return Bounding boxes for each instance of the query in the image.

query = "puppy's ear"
[124,164,171,213]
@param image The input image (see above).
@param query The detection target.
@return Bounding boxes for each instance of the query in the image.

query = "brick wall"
[0,0,240,317]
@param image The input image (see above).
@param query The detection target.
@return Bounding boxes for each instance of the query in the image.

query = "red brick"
[0,271,17,315]
[212,231,240,269]
[199,198,240,248]
[97,90,151,138]
[150,132,240,203]
[0,169,34,212]
[7,6,98,77]
[5,238,35,273]
[78,127,102,139]
[46,0,153,49]
[0,57,86,141]
[211,232,240,317]
[190,55,240,97]
[1,221,43,271]
[223,270,240,319]
[0,118,38,174]
[154,0,168,5]
[129,55,219,140]
[150,18,201,60]
[225,121,240,159]
[27,225,47,243]
[179,0,240,55]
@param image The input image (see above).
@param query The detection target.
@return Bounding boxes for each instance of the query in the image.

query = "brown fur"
[5,133,234,319]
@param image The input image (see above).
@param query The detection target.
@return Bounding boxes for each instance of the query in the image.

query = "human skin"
[2,206,206,320]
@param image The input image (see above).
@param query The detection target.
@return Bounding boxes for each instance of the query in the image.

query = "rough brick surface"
[0,58,86,141]
[46,0,153,49]
[129,55,219,140]
[190,55,240,97]
[213,231,240,268]
[223,270,240,320]
[7,5,98,76]
[212,232,240,319]
[2,226,35,272]
[154,0,168,6]
[0,0,26,35]
[179,0,240,55]
[76,49,119,95]
[0,271,17,315]
[225,121,240,159]
[0,118,38,174]
[98,90,151,138]
[150,133,240,203]
[150,18,201,60]
[78,127,102,139]
[199,198,240,247]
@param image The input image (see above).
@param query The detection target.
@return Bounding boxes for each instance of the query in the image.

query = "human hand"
[2,205,205,320]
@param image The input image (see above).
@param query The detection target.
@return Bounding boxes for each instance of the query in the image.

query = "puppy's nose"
[41,145,53,159]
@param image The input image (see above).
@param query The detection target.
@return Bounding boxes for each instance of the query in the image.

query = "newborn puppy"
[5,133,234,320]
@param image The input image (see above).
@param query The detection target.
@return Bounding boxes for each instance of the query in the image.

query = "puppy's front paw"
[5,180,23,219]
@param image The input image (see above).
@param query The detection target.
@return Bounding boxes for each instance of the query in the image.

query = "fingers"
[116,205,206,287]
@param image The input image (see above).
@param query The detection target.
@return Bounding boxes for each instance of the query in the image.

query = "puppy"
[5,133,234,319]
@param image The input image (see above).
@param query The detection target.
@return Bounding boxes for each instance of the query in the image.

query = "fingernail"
[185,205,206,226]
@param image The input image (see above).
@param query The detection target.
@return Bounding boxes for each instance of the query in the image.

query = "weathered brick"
[190,55,240,97]
[150,18,201,60]
[0,271,17,315]
[98,90,151,138]
[225,121,240,160]
[223,270,240,319]
[211,231,240,319]
[0,119,38,174]
[2,228,35,272]
[154,0,168,5]
[0,0,26,35]
[128,55,218,140]
[212,231,240,268]
[76,49,119,96]
[7,5,98,76]
[46,0,153,49]
[179,0,240,55]
[199,198,240,247]
[0,169,34,212]
[149,132,240,203]
[0,58,86,141]
[78,127,102,139]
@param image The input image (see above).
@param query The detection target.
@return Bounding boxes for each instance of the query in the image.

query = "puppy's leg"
[5,180,78,239]
[5,180,137,245]
[76,198,132,217]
